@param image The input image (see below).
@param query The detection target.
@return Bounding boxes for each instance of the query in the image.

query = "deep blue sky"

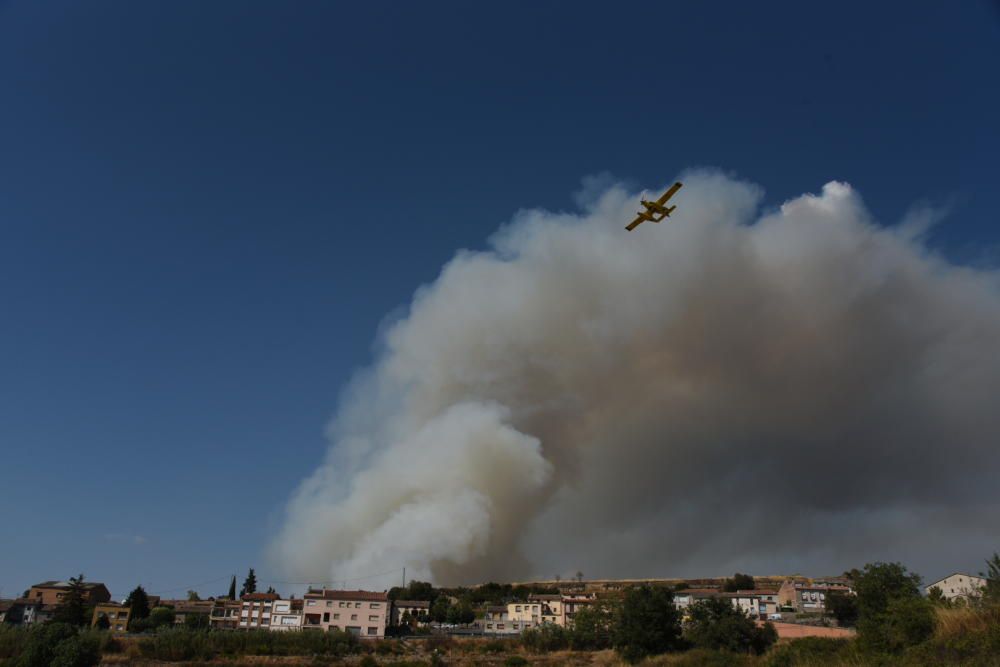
[1,0,997,599]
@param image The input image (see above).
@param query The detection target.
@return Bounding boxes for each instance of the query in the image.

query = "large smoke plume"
[270,171,1000,584]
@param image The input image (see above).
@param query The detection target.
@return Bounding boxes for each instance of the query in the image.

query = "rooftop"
[304,589,388,602]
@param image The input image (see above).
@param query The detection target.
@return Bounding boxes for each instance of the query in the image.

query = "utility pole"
[402,567,406,590]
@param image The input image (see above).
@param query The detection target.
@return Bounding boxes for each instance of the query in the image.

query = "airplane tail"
[665,205,676,216]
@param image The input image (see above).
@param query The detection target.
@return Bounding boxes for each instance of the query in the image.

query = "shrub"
[521,624,569,653]
[359,655,378,667]
[764,637,855,667]
[504,656,529,667]
[49,633,101,667]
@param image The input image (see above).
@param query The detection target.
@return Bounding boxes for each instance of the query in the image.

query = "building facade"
[390,599,430,627]
[268,599,304,631]
[92,602,130,632]
[926,573,987,603]
[239,592,279,630]
[27,581,111,606]
[778,581,851,612]
[302,589,388,637]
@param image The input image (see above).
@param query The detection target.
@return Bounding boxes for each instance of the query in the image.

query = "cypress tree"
[227,576,237,600]
[240,568,258,597]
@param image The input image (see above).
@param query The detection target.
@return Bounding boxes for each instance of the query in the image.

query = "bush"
[521,624,569,653]
[764,637,855,667]
[49,633,101,667]
[504,656,529,667]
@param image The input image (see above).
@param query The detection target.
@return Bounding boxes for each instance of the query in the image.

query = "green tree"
[265,586,276,595]
[430,596,451,623]
[240,569,258,597]
[854,562,928,652]
[184,612,209,630]
[147,606,176,629]
[186,590,201,601]
[980,552,1000,605]
[568,601,615,650]
[612,585,683,663]
[94,613,111,631]
[226,575,237,600]
[685,597,777,655]
[722,573,755,592]
[125,585,151,621]
[880,596,935,652]
[826,590,859,626]
[926,586,951,608]
[51,574,89,626]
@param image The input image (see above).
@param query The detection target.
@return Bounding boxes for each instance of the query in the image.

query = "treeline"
[520,586,777,663]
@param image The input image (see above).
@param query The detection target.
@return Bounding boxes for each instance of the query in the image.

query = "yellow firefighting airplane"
[626,182,683,231]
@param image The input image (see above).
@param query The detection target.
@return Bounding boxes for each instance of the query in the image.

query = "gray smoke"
[270,170,1000,585]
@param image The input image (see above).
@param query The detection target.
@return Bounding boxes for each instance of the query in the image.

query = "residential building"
[208,599,242,630]
[92,602,130,632]
[269,599,304,631]
[731,590,780,618]
[778,580,850,612]
[926,573,987,603]
[478,605,517,634]
[562,593,596,626]
[390,599,430,627]
[161,599,215,626]
[3,599,52,625]
[27,580,111,606]
[673,588,723,612]
[302,589,389,638]
[240,592,279,630]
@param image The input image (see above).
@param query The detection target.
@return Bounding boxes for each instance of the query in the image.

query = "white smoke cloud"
[270,170,1000,584]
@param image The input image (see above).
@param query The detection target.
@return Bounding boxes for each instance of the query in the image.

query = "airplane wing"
[625,215,645,231]
[656,182,683,206]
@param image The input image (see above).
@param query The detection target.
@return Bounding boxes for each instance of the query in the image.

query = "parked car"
[768,613,783,621]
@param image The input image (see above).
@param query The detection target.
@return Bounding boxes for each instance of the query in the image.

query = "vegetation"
[723,573,756,593]
[853,561,933,653]
[825,590,858,627]
[0,623,102,667]
[239,568,258,597]
[50,575,90,627]
[613,585,683,663]
[124,585,151,621]
[685,597,777,655]
[981,552,1000,606]
[226,575,237,600]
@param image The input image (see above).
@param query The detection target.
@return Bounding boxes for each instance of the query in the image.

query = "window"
[368,627,377,635]
[326,601,332,607]
[497,624,505,629]
[339,601,345,607]
[307,600,316,606]
[355,602,361,608]
[370,602,381,609]
[369,615,379,621]
[487,623,493,629]
[334,613,340,619]
[323,613,330,622]
[351,614,358,620]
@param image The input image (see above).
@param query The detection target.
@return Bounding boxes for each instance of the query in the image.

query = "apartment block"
[27,580,111,606]
[269,599,304,630]
[92,602,130,631]
[302,589,388,637]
